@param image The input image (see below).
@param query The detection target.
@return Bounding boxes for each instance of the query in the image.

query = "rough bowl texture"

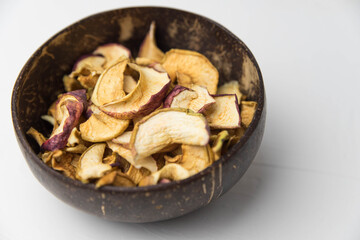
[11,7,266,223]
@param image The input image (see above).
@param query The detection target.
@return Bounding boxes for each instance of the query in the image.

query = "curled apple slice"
[93,43,131,68]
[130,108,210,161]
[79,105,129,142]
[41,90,87,151]
[91,58,129,106]
[211,130,229,160]
[161,49,219,94]
[106,141,157,173]
[77,143,112,183]
[138,21,164,63]
[139,163,190,186]
[27,127,47,146]
[112,131,132,145]
[206,94,241,129]
[164,85,215,113]
[217,80,244,102]
[100,63,171,119]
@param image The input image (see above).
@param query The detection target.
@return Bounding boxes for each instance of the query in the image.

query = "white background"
[1,0,360,239]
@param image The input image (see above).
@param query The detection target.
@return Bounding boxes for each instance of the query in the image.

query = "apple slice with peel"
[76,143,112,183]
[41,90,87,151]
[161,49,219,94]
[130,108,210,161]
[91,57,129,106]
[138,21,165,63]
[164,85,215,113]
[206,94,241,129]
[79,105,129,142]
[93,43,131,68]
[100,63,171,119]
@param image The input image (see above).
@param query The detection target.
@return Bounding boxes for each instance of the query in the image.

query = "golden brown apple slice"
[211,130,230,160]
[130,108,210,161]
[206,94,241,129]
[217,80,244,102]
[100,63,171,119]
[95,170,135,188]
[138,21,164,63]
[138,163,190,186]
[93,43,131,68]
[91,58,129,106]
[106,141,157,173]
[179,144,213,174]
[161,49,219,94]
[112,131,132,145]
[79,105,129,142]
[240,101,258,128]
[76,143,112,183]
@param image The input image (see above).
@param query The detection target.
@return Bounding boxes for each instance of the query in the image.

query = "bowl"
[11,7,266,223]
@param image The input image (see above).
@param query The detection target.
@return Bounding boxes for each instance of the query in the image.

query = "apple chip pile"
[27,22,257,187]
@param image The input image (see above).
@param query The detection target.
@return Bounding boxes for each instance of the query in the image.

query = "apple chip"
[138,21,164,63]
[211,130,230,161]
[123,75,138,94]
[27,127,47,146]
[70,54,105,77]
[139,163,190,186]
[106,141,157,172]
[77,143,112,183]
[206,94,241,129]
[41,90,87,151]
[63,75,83,92]
[125,165,151,185]
[51,150,79,179]
[217,80,244,102]
[240,101,258,128]
[161,49,219,94]
[112,131,132,146]
[80,105,129,142]
[100,63,171,119]
[95,170,135,188]
[93,43,131,68]
[91,58,129,106]
[164,85,215,113]
[180,144,214,174]
[130,108,210,161]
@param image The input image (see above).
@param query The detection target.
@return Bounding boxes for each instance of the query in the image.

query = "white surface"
[1,0,360,239]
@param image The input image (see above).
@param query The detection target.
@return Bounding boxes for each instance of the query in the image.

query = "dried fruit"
[27,127,47,146]
[130,108,210,160]
[100,63,171,119]
[206,94,241,129]
[217,80,244,102]
[162,49,219,94]
[179,144,213,174]
[211,130,230,161]
[96,170,135,188]
[93,43,131,68]
[79,105,129,142]
[138,21,164,63]
[139,163,190,186]
[240,101,258,128]
[77,143,111,183]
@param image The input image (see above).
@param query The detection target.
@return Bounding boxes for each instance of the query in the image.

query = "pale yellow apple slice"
[93,43,131,68]
[217,80,244,102]
[138,21,164,63]
[79,105,129,142]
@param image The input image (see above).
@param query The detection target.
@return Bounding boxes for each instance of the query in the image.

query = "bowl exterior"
[12,7,265,222]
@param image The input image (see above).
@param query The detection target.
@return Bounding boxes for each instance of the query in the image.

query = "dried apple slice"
[125,165,151,185]
[63,75,83,92]
[138,21,164,63]
[138,163,190,186]
[77,143,111,183]
[164,85,215,113]
[130,108,210,161]
[211,130,230,160]
[27,127,47,146]
[106,141,157,173]
[216,80,244,102]
[161,49,219,94]
[79,105,129,142]
[206,94,241,129]
[179,144,213,174]
[112,131,132,145]
[240,101,258,128]
[100,63,171,119]
[41,90,87,151]
[93,43,131,68]
[91,58,129,106]
[95,170,135,188]
[70,54,105,76]
[123,75,137,94]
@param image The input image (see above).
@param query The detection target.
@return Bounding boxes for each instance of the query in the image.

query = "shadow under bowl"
[11,7,266,223]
